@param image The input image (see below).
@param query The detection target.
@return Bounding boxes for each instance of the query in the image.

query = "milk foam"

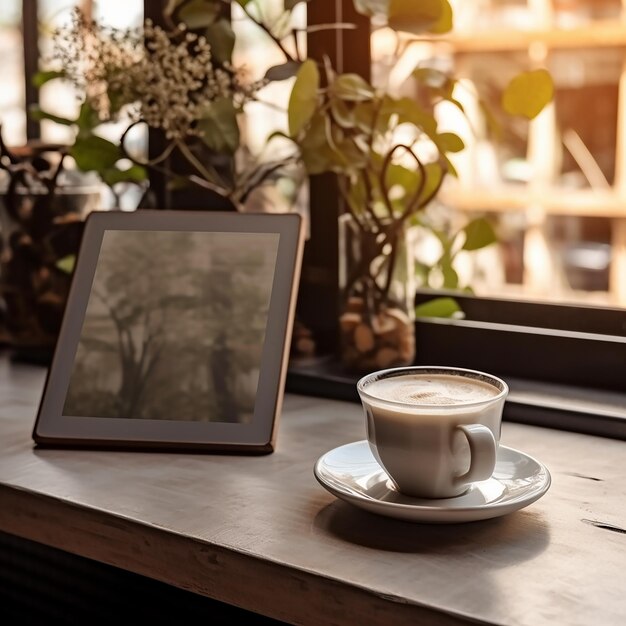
[367,373,499,406]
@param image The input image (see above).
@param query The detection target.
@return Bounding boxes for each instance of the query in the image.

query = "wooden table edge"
[0,484,486,626]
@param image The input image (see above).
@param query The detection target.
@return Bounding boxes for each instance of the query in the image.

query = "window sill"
[286,358,626,440]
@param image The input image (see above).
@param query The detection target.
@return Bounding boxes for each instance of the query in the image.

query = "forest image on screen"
[63,230,279,423]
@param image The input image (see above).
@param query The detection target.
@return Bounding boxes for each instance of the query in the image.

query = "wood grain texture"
[0,357,625,626]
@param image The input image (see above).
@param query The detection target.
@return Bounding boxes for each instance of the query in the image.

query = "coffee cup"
[357,366,508,499]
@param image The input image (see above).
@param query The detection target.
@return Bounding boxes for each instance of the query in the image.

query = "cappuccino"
[366,373,499,407]
[357,367,508,498]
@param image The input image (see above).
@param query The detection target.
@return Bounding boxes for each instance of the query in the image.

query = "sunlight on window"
[0,1,25,146]
[232,0,308,215]
[372,0,626,308]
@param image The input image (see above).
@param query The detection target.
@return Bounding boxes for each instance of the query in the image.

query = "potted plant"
[0,130,100,358]
[16,0,552,369]
[282,0,552,371]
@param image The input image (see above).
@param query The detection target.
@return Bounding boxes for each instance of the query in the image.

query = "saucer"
[314,441,551,523]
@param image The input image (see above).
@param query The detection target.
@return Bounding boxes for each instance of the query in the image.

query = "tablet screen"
[63,229,279,424]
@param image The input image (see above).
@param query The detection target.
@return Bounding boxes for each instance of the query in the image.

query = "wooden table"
[0,357,625,625]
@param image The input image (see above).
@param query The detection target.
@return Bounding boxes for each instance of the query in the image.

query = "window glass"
[372,0,626,309]
[0,1,25,146]
[232,0,308,215]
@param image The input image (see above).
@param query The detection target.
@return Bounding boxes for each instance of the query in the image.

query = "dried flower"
[48,9,263,140]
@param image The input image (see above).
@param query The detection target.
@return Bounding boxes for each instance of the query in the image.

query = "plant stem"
[240,3,295,63]
[175,140,230,197]
[238,155,298,205]
[337,175,366,232]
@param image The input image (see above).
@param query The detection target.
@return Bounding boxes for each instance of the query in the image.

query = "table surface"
[0,357,625,626]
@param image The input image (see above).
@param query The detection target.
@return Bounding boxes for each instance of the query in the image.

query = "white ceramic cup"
[357,366,509,499]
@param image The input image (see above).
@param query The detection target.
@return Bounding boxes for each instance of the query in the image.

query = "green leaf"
[381,159,421,201]
[388,0,445,34]
[56,255,76,275]
[288,59,320,137]
[443,154,458,177]
[265,61,301,81]
[32,70,65,88]
[330,73,375,102]
[382,96,438,137]
[417,161,445,206]
[70,135,120,171]
[436,132,464,153]
[502,69,554,120]
[204,19,235,63]
[197,97,239,153]
[441,258,459,289]
[413,67,450,90]
[285,0,309,9]
[177,0,220,29]
[76,101,100,134]
[353,101,376,133]
[101,165,147,186]
[330,97,356,128]
[298,111,338,174]
[429,0,453,34]
[462,218,497,251]
[29,105,74,126]
[415,297,462,318]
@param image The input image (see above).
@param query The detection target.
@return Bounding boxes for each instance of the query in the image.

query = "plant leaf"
[288,59,320,137]
[70,135,120,171]
[462,218,497,251]
[415,296,462,318]
[56,255,76,275]
[436,132,464,153]
[265,61,301,81]
[101,165,147,186]
[429,0,453,34]
[32,70,65,88]
[388,0,445,34]
[330,73,375,102]
[178,0,220,29]
[330,97,356,128]
[197,97,239,153]
[285,0,309,9]
[502,69,554,119]
[76,101,100,135]
[440,257,459,289]
[29,105,74,126]
[298,110,339,174]
[204,19,235,63]
[382,96,438,137]
[417,161,445,206]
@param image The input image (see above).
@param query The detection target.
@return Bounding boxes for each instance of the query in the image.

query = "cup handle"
[454,424,497,486]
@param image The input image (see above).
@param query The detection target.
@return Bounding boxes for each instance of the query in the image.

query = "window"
[290,0,625,440]
[0,2,24,145]
[3,1,624,437]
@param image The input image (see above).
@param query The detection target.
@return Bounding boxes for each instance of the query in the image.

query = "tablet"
[33,210,304,453]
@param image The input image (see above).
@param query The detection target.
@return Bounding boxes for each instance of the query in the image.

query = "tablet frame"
[33,210,304,454]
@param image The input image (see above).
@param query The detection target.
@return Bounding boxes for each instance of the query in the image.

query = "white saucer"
[314,441,551,523]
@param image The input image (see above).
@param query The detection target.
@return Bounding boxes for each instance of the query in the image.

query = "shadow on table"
[313,500,551,566]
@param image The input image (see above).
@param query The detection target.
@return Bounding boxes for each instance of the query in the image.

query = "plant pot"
[338,214,416,373]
